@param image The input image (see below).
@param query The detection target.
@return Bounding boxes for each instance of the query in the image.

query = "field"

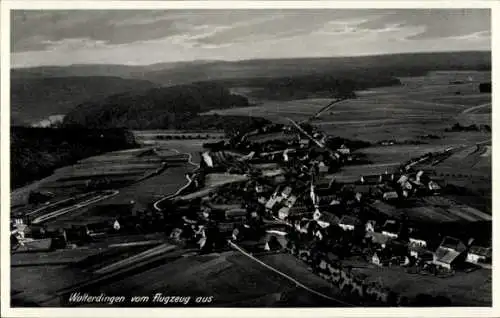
[12,131,204,230]
[204,71,490,144]
[344,259,491,306]
[12,148,169,202]
[205,173,250,187]
[81,250,343,307]
[204,70,491,218]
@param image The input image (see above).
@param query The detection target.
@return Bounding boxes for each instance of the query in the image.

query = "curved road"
[461,102,491,114]
[152,148,200,212]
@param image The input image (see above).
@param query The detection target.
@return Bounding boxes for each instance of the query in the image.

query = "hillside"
[62,82,250,129]
[11,127,136,189]
[13,51,490,86]
[11,51,490,126]
[11,76,159,125]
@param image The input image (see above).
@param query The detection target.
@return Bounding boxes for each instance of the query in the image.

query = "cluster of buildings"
[181,122,492,276]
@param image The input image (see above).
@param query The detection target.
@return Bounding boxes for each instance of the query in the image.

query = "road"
[228,241,354,307]
[152,148,200,212]
[461,102,491,114]
[30,190,119,224]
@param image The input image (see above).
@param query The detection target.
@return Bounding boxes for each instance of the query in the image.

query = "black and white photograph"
[1,1,496,315]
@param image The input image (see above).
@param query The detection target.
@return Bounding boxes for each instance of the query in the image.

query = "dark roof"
[361,175,382,184]
[353,184,372,194]
[409,228,429,241]
[434,247,462,264]
[380,174,395,182]
[382,220,399,234]
[368,232,390,245]
[469,246,492,257]
[339,215,361,226]
[319,211,340,224]
[440,236,467,253]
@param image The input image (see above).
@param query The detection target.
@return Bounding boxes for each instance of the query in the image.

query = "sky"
[11,9,491,68]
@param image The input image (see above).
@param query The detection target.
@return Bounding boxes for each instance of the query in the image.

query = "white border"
[1,1,498,317]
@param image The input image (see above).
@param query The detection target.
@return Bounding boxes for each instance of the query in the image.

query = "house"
[281,186,292,199]
[466,245,492,264]
[265,197,278,211]
[428,180,441,193]
[409,229,428,248]
[433,236,467,270]
[284,195,298,208]
[299,139,310,147]
[318,161,329,174]
[367,231,390,249]
[409,245,434,262]
[278,207,290,220]
[360,175,382,185]
[372,250,391,267]
[352,184,372,195]
[337,144,350,155]
[255,184,264,193]
[381,220,399,239]
[258,196,267,205]
[316,211,340,228]
[382,191,399,201]
[338,215,361,231]
[380,172,395,183]
[365,220,376,233]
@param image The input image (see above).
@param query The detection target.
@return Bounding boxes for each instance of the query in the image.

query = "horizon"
[10,50,493,70]
[11,9,491,68]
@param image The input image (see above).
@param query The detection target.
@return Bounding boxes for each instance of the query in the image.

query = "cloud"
[10,9,491,68]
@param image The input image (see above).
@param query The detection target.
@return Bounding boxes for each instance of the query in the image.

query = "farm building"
[316,211,340,228]
[381,220,399,239]
[365,220,376,233]
[466,246,492,264]
[367,231,391,249]
[360,175,383,185]
[409,245,434,262]
[337,144,350,155]
[433,236,467,270]
[318,161,329,174]
[281,186,293,199]
[278,207,290,220]
[372,250,391,267]
[408,228,430,248]
[338,215,361,231]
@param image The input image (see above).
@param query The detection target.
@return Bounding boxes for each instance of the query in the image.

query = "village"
[10,120,492,306]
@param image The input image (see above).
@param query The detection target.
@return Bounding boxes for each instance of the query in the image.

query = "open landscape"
[7,8,492,314]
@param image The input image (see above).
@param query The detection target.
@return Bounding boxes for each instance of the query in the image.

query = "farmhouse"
[278,207,290,220]
[367,231,390,249]
[372,250,391,267]
[409,245,434,262]
[316,211,340,228]
[284,195,298,208]
[338,215,361,231]
[360,175,383,185]
[433,236,467,270]
[409,229,428,248]
[381,220,399,239]
[337,144,350,155]
[281,186,293,199]
[318,161,329,174]
[466,245,492,264]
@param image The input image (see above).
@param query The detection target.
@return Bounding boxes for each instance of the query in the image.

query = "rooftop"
[469,246,492,257]
[440,236,467,253]
[339,215,361,226]
[434,247,462,265]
